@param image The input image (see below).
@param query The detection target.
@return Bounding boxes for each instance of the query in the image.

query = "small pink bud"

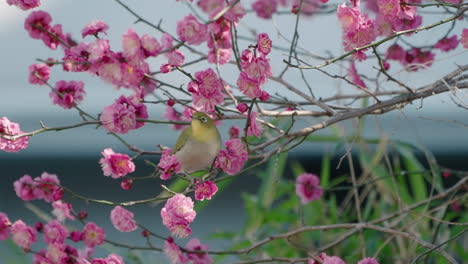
[46,58,56,67]
[70,231,82,242]
[286,106,295,111]
[121,179,133,190]
[78,211,88,220]
[383,61,390,71]
[35,222,43,232]
[167,99,176,107]
[442,170,452,178]
[291,5,299,14]
[259,91,270,101]
[451,201,461,212]
[160,63,173,73]
[236,103,249,113]
[141,230,150,238]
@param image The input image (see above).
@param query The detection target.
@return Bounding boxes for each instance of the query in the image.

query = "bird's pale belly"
[175,139,220,173]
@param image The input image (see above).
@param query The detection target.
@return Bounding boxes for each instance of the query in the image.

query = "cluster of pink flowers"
[434,35,459,52]
[7,0,40,10]
[49,80,86,109]
[24,11,67,50]
[0,117,30,152]
[164,237,212,264]
[161,194,196,238]
[337,1,376,60]
[194,180,218,201]
[99,148,136,178]
[215,139,248,175]
[295,172,323,204]
[11,220,37,250]
[188,68,224,112]
[52,200,75,222]
[43,219,69,244]
[246,111,263,138]
[28,63,50,85]
[82,20,109,38]
[14,172,64,202]
[177,14,208,45]
[229,126,241,139]
[385,44,435,71]
[0,213,11,241]
[158,149,182,180]
[237,34,272,99]
[100,95,148,134]
[110,206,138,232]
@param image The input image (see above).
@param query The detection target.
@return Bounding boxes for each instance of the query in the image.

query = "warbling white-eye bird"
[171,112,221,173]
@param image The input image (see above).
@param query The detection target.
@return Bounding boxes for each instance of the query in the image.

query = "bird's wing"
[171,126,191,154]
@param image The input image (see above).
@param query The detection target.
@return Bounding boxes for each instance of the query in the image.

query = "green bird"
[171,112,222,173]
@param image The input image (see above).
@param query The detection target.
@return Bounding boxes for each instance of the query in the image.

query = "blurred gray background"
[0,0,467,263]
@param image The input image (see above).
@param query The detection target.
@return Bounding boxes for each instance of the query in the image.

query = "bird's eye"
[200,116,208,123]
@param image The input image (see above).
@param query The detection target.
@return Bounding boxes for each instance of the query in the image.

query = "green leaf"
[258,152,287,208]
[399,146,427,202]
[320,153,331,188]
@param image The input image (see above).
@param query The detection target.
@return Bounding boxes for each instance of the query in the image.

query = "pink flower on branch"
[99,148,135,179]
[247,111,263,138]
[252,0,278,19]
[161,194,196,238]
[82,20,109,38]
[24,10,52,40]
[177,14,208,45]
[257,33,272,55]
[358,257,380,264]
[189,68,224,112]
[11,220,37,250]
[0,117,30,153]
[158,149,182,180]
[215,139,248,175]
[43,219,68,244]
[110,206,138,232]
[52,200,75,222]
[28,63,50,85]
[434,35,459,52]
[194,180,218,201]
[100,95,148,134]
[164,237,187,264]
[33,172,64,203]
[0,213,11,241]
[348,61,367,88]
[14,175,37,201]
[82,222,105,247]
[7,0,41,10]
[186,238,212,264]
[49,80,86,109]
[296,173,323,204]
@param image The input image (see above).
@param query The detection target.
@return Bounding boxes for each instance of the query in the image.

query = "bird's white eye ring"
[200,116,208,123]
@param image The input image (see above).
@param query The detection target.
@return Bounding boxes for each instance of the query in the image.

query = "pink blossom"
[259,91,270,101]
[0,117,30,152]
[348,61,366,88]
[158,149,182,180]
[50,80,86,109]
[462,29,468,49]
[237,72,262,99]
[257,33,272,55]
[87,39,111,63]
[33,172,63,203]
[186,238,212,264]
[336,3,361,30]
[161,33,174,50]
[122,28,144,60]
[99,148,136,178]
[161,194,196,238]
[291,0,320,16]
[190,68,224,112]
[28,63,50,85]
[236,103,249,113]
[141,34,161,57]
[241,56,272,84]
[358,257,380,264]
[194,180,218,201]
[215,139,248,175]
[167,50,185,67]
[247,111,262,138]
[385,44,405,61]
[70,231,82,242]
[207,47,232,65]
[43,23,65,50]
[11,220,37,250]
[0,213,11,240]
[164,106,187,130]
[198,0,224,14]
[24,10,51,39]
[43,219,68,244]
[296,173,323,204]
[393,15,422,32]
[106,254,125,264]
[110,206,138,232]
[377,0,400,20]
[177,14,208,45]
[309,253,345,264]
[33,250,52,264]
[62,42,91,72]
[52,200,75,222]
[121,179,133,190]
[46,243,68,264]
[434,35,459,52]
[161,63,173,73]
[229,126,240,139]
[7,0,41,10]
[252,0,278,19]
[100,95,148,134]
[14,175,37,201]
[222,0,246,23]
[164,237,187,264]
[82,20,109,38]
[403,48,435,71]
[82,222,106,247]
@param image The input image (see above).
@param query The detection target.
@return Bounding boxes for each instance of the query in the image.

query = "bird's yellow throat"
[191,120,217,143]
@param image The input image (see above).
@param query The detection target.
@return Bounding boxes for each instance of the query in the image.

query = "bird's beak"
[190,115,197,120]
